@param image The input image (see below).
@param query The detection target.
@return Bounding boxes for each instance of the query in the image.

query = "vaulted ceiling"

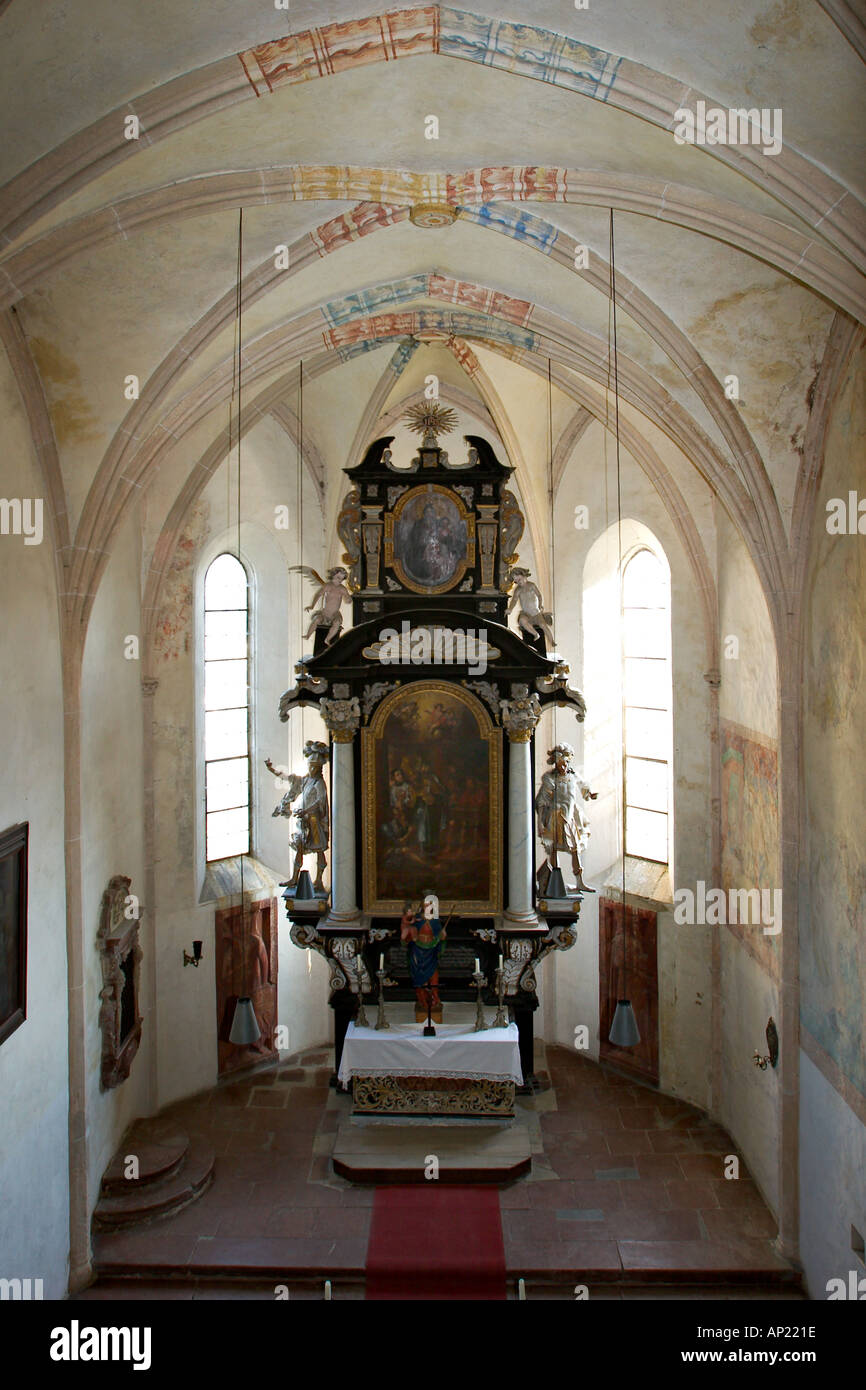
[1,0,863,647]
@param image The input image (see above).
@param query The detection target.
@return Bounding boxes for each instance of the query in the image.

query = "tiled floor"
[83,1041,802,1300]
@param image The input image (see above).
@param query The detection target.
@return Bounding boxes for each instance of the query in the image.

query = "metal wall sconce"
[183,940,203,968]
[753,1016,779,1069]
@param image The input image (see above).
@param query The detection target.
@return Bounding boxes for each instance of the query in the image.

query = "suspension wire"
[298,360,305,746]
[609,208,629,993]
[236,207,243,564]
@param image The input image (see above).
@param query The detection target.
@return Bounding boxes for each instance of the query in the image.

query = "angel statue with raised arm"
[506,567,555,649]
[290,564,351,645]
[535,743,598,895]
[266,741,330,892]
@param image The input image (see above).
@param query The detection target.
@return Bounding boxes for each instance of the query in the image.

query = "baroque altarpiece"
[279,416,586,1085]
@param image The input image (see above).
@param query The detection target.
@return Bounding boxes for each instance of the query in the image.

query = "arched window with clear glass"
[204,553,251,861]
[622,548,671,864]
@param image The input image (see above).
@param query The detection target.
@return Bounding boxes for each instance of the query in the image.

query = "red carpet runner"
[366,1185,506,1300]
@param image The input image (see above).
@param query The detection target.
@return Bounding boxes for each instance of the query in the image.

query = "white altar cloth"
[338,1020,523,1086]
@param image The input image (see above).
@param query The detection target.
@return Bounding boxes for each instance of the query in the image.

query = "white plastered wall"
[540,419,713,1109]
[150,415,330,1110]
[0,346,70,1298]
[715,505,781,1216]
[80,502,151,1216]
[798,340,866,1296]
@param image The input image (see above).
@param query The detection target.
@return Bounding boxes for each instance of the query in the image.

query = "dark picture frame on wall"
[0,821,28,1047]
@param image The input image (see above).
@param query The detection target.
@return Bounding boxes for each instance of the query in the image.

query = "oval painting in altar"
[393,490,468,592]
[361,682,501,915]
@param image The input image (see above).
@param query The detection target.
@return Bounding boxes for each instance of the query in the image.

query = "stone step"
[93,1137,215,1231]
[101,1131,189,1195]
[332,1119,531,1183]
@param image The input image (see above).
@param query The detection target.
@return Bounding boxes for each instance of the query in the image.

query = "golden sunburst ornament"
[403,402,459,439]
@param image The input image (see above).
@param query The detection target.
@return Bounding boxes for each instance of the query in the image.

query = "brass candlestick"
[374,969,391,1030]
[491,966,508,1028]
[354,972,370,1030]
[472,970,488,1032]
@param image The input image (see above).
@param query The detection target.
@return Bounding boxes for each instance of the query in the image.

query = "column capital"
[501,683,542,742]
[321,694,361,743]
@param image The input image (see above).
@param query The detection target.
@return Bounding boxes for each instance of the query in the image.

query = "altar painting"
[386,485,474,594]
[362,683,501,914]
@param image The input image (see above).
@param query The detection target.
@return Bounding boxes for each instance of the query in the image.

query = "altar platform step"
[332,1119,531,1183]
[93,1123,215,1231]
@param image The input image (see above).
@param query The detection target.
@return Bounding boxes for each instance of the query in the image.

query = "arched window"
[622,548,671,864]
[204,553,251,861]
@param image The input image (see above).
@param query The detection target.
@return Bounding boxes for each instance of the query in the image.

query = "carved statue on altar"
[506,567,555,648]
[400,892,448,1022]
[535,743,598,894]
[267,740,330,892]
[290,565,351,645]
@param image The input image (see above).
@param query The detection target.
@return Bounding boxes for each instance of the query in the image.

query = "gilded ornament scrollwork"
[463,680,501,721]
[337,487,362,589]
[500,489,524,565]
[351,1074,514,1115]
[362,681,400,719]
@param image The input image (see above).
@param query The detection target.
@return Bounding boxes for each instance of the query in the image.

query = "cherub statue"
[506,567,555,648]
[266,740,330,892]
[290,565,351,645]
[535,743,597,895]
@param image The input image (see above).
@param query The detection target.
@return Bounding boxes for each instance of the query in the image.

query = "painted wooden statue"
[266,740,330,892]
[535,743,597,894]
[400,892,448,1022]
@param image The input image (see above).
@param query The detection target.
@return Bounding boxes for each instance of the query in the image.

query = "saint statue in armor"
[535,744,597,894]
[266,741,330,893]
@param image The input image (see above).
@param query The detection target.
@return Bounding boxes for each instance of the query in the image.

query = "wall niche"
[97,875,142,1090]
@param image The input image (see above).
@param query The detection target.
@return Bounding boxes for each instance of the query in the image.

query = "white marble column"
[321,693,362,927]
[502,685,542,928]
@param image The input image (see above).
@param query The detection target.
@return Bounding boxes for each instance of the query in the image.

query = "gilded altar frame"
[361,681,502,915]
[384,483,476,595]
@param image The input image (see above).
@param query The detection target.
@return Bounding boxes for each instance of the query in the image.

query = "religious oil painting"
[0,822,28,1047]
[387,485,474,594]
[362,682,501,914]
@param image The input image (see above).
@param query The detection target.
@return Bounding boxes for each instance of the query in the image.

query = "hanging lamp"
[606,208,640,1050]
[230,847,261,1045]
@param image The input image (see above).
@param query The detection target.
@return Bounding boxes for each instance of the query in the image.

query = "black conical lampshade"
[609,999,640,1047]
[545,866,569,899]
[229,996,261,1045]
[293,869,315,900]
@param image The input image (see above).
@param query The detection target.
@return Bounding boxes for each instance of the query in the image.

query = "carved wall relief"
[97,875,143,1091]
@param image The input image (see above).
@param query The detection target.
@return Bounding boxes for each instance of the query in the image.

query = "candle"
[474,957,480,974]
[379,952,384,971]
[499,953,503,972]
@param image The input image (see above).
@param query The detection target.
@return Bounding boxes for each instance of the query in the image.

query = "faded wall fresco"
[720,719,781,979]
[153,499,210,664]
[802,340,866,1099]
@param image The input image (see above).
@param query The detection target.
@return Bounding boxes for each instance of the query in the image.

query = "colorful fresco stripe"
[238,8,621,104]
[310,202,409,257]
[321,275,535,333]
[322,307,537,353]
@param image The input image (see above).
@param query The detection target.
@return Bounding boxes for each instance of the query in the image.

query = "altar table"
[338,1020,523,1116]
